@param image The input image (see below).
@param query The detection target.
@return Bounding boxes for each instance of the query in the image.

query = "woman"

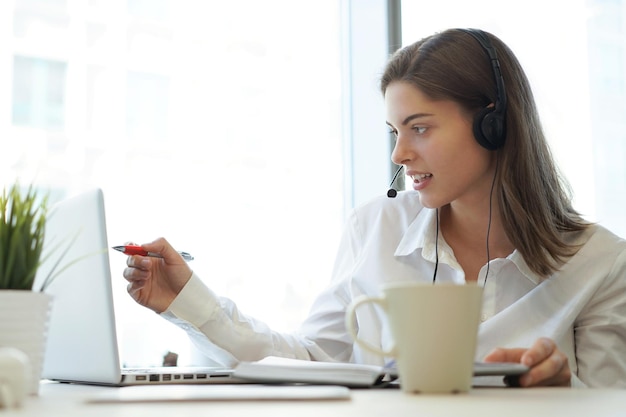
[123,28,626,388]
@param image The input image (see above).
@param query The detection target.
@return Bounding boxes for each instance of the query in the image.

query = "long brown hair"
[380,28,589,277]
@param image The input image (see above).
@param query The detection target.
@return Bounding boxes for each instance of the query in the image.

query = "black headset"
[459,29,507,151]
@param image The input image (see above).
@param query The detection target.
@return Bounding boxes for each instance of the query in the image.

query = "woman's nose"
[391,133,413,166]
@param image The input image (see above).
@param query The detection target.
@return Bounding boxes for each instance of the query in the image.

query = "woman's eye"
[388,128,398,137]
[413,126,427,135]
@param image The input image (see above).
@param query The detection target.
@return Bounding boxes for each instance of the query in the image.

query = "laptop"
[35,188,241,386]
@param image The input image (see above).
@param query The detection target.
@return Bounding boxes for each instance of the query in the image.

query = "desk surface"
[7,382,626,417]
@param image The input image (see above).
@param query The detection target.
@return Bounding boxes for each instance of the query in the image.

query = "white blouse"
[162,191,626,388]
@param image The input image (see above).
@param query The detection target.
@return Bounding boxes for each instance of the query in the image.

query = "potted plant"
[0,182,53,395]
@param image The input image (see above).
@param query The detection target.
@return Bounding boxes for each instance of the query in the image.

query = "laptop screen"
[35,188,123,384]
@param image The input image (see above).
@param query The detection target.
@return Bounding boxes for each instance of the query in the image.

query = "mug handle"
[345,295,395,357]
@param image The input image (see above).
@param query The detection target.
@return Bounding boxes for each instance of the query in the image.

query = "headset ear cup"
[473,107,505,150]
[473,107,495,150]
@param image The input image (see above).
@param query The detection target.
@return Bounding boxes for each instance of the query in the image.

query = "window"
[125,71,170,140]
[3,0,356,367]
[400,0,626,238]
[12,56,66,130]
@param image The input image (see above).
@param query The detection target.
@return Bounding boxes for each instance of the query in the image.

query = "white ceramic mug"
[345,283,483,394]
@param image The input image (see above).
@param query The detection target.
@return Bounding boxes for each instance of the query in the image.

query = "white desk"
[6,382,626,417]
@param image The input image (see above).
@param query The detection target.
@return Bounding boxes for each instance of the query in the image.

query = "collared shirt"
[163,191,626,388]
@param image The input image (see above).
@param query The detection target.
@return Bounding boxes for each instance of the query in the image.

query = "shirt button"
[480,314,488,322]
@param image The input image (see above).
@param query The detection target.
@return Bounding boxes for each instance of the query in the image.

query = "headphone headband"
[459,28,507,150]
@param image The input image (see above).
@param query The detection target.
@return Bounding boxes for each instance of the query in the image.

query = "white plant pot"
[0,290,52,395]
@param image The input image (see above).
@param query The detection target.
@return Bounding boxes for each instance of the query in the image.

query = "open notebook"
[34,188,241,386]
[232,356,529,388]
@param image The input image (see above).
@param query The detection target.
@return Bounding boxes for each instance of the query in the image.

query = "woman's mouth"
[411,173,433,183]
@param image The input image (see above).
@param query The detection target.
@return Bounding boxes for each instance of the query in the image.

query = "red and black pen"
[112,245,194,262]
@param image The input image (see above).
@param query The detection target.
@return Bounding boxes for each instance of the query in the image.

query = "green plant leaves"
[0,183,48,290]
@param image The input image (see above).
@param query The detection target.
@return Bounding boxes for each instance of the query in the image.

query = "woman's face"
[385,81,496,209]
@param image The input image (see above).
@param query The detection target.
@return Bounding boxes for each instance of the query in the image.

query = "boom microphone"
[387,165,403,198]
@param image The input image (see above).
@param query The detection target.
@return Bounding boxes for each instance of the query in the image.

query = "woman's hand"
[483,337,571,387]
[122,237,193,313]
